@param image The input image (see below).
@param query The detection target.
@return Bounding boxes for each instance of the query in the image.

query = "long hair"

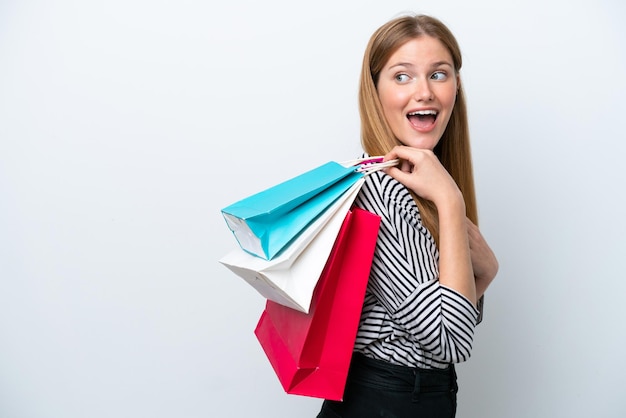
[358,14,478,242]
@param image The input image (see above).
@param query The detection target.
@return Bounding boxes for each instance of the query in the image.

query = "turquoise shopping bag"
[221,161,363,260]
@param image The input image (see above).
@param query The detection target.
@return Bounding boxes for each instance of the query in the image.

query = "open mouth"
[407,110,438,130]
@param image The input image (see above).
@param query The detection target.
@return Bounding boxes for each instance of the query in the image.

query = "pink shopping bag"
[254,207,380,401]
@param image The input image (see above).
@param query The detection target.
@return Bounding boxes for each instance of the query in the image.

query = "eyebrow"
[388,61,454,70]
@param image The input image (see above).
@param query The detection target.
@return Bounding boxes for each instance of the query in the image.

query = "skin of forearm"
[436,195,477,306]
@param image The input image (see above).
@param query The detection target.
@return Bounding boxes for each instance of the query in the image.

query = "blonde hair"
[358,14,478,241]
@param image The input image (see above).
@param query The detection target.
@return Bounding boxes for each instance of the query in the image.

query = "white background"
[1,0,625,417]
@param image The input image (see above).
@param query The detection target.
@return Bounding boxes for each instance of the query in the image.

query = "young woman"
[317,14,498,418]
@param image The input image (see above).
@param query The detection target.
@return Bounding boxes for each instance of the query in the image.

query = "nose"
[412,77,433,101]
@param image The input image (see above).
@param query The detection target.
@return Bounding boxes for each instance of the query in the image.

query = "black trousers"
[317,353,458,418]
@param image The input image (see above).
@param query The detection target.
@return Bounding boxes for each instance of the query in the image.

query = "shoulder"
[357,171,422,227]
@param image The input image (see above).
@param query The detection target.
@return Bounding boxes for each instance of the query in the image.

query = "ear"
[456,73,461,91]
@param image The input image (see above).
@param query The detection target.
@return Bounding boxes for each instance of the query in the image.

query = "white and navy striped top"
[353,168,480,369]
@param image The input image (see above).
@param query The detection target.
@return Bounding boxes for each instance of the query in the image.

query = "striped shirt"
[354,168,480,369]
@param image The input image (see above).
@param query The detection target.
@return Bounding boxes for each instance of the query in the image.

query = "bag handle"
[357,158,399,174]
[340,156,399,174]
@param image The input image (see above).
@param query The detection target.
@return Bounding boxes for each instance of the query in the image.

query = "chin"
[401,137,439,150]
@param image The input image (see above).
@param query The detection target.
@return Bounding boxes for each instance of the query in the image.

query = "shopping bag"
[219,179,363,313]
[221,157,394,260]
[254,207,381,401]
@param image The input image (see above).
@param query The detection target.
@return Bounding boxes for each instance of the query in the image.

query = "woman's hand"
[383,146,462,208]
[466,218,498,297]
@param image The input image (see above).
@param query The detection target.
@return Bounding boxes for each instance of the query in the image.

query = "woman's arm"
[436,192,476,305]
[384,145,477,306]
[356,166,480,363]
[466,218,499,298]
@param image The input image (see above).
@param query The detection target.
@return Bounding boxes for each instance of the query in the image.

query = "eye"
[431,71,448,81]
[394,73,412,84]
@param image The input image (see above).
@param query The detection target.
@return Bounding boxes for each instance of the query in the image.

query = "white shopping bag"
[219,178,364,313]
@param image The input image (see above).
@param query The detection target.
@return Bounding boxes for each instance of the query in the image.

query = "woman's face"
[376,36,459,150]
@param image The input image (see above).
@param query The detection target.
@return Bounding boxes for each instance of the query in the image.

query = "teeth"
[409,110,437,116]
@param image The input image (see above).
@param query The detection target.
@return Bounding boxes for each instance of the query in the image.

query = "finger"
[386,147,420,173]
[384,165,413,184]
[385,145,419,164]
[466,218,482,238]
[466,219,484,248]
[383,145,406,161]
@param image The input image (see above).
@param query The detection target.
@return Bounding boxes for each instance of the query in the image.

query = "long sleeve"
[354,170,479,368]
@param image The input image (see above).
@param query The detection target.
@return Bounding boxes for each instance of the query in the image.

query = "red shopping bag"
[254,207,380,401]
